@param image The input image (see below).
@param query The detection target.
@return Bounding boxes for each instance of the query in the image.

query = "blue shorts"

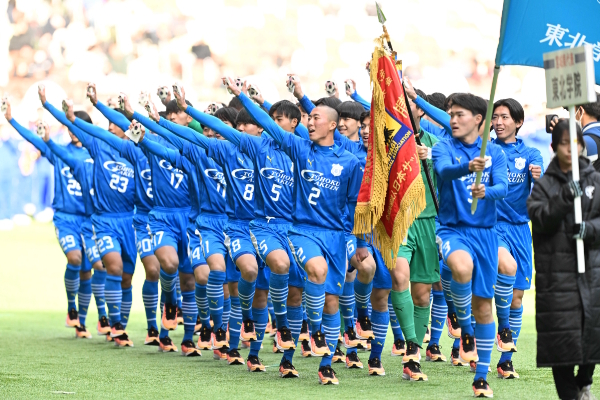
[91,213,136,275]
[287,224,346,296]
[224,219,256,263]
[133,213,153,260]
[226,253,241,284]
[438,225,498,299]
[187,220,207,270]
[496,222,533,291]
[249,219,306,289]
[257,260,270,291]
[372,246,392,290]
[53,212,84,255]
[81,218,101,270]
[148,207,190,273]
[197,214,228,260]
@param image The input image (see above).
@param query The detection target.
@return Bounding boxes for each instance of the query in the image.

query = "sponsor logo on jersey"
[85,158,94,164]
[204,168,226,185]
[158,159,183,173]
[507,172,527,183]
[259,167,293,186]
[514,157,526,170]
[60,166,73,178]
[103,161,134,177]
[300,170,340,190]
[140,168,152,181]
[331,163,343,176]
[231,168,254,182]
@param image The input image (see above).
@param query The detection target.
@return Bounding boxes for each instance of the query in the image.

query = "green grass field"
[0,223,598,399]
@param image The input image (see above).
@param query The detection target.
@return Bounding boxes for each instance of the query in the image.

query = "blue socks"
[182,290,197,342]
[388,294,404,341]
[105,274,122,326]
[450,279,473,336]
[474,321,495,381]
[175,275,182,309]
[340,281,355,330]
[500,305,523,363]
[429,290,447,346]
[228,296,242,350]
[269,272,289,329]
[320,311,341,367]
[121,286,132,329]
[64,264,80,312]
[142,280,159,330]
[440,266,456,315]
[305,279,325,334]
[249,306,269,357]
[91,269,107,318]
[283,305,303,363]
[495,274,515,330]
[267,293,276,325]
[238,277,256,321]
[77,278,92,327]
[222,296,231,327]
[159,269,178,305]
[195,283,210,328]
[207,270,226,332]
[370,309,389,360]
[354,278,372,319]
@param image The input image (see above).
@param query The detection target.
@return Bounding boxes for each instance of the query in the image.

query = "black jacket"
[527,156,600,367]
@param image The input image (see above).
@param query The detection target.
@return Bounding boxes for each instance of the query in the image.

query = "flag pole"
[376,3,439,213]
[470,64,500,214]
[569,105,586,273]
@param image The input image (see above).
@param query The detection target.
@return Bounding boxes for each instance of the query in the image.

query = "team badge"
[585,186,595,199]
[331,163,343,176]
[484,156,492,168]
[515,157,526,170]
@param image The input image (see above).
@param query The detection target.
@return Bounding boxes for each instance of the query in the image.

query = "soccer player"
[387,89,440,382]
[577,94,600,170]
[45,98,137,347]
[491,98,543,379]
[4,100,108,337]
[433,93,508,397]
[255,93,362,384]
[225,78,309,377]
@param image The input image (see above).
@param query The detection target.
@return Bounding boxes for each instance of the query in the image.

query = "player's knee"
[92,261,104,272]
[412,288,431,308]
[207,254,226,272]
[179,273,195,291]
[432,281,443,291]
[498,255,517,277]
[370,289,389,311]
[155,247,179,273]
[121,273,133,288]
[80,270,91,281]
[287,287,302,307]
[447,251,473,283]
[358,256,376,280]
[66,250,82,266]
[265,251,290,274]
[194,264,209,285]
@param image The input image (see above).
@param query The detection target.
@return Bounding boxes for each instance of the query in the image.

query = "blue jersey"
[279,135,361,231]
[9,118,89,215]
[207,140,255,221]
[73,121,135,215]
[492,138,544,224]
[138,134,190,210]
[118,140,153,214]
[182,142,226,216]
[239,134,294,221]
[432,136,508,228]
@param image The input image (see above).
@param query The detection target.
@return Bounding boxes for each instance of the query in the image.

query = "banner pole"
[471,65,500,214]
[569,105,586,273]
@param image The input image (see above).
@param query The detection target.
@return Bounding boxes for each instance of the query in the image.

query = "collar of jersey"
[313,142,343,157]
[454,135,482,150]
[583,121,600,135]
[261,132,281,149]
[493,137,524,153]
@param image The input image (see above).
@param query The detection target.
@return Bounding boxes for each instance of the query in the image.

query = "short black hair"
[228,97,243,111]
[552,119,584,152]
[214,107,238,126]
[74,111,92,124]
[166,99,192,115]
[269,100,301,124]
[427,92,446,110]
[336,101,364,121]
[444,92,466,112]
[158,111,168,119]
[313,98,339,124]
[577,93,600,120]
[493,98,525,134]
[235,108,262,128]
[414,88,427,101]
[296,102,309,114]
[450,93,487,129]
[316,96,342,109]
[359,111,370,125]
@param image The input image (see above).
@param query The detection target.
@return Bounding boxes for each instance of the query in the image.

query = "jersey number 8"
[243,184,254,201]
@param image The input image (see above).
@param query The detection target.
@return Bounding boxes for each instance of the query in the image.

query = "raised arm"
[432,142,471,181]
[132,111,185,151]
[46,138,78,169]
[238,92,287,145]
[414,96,451,133]
[95,100,131,132]
[158,116,213,150]
[8,118,49,155]
[43,101,93,147]
[351,91,370,111]
[139,133,182,167]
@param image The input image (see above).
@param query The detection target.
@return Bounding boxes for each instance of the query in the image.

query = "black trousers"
[552,364,596,399]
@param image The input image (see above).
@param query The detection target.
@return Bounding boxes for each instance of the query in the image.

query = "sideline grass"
[0,223,598,399]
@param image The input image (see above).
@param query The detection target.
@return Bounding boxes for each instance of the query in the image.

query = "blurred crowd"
[0,0,557,228]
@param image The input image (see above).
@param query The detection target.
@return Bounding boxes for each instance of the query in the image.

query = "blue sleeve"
[346,160,361,234]
[414,96,451,133]
[238,92,290,144]
[420,119,447,140]
[299,95,315,114]
[584,136,598,162]
[294,124,310,140]
[183,105,237,150]
[8,118,50,158]
[139,136,181,166]
[73,118,118,153]
[46,139,78,169]
[263,100,272,111]
[72,114,124,153]
[43,101,93,148]
[432,142,471,181]
[131,111,184,151]
[351,91,370,111]
[529,147,545,182]
[155,117,202,151]
[95,101,131,132]
[485,146,509,200]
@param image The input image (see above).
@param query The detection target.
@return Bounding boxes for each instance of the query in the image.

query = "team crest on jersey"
[485,156,492,168]
[514,157,526,170]
[331,163,343,176]
[586,186,595,199]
